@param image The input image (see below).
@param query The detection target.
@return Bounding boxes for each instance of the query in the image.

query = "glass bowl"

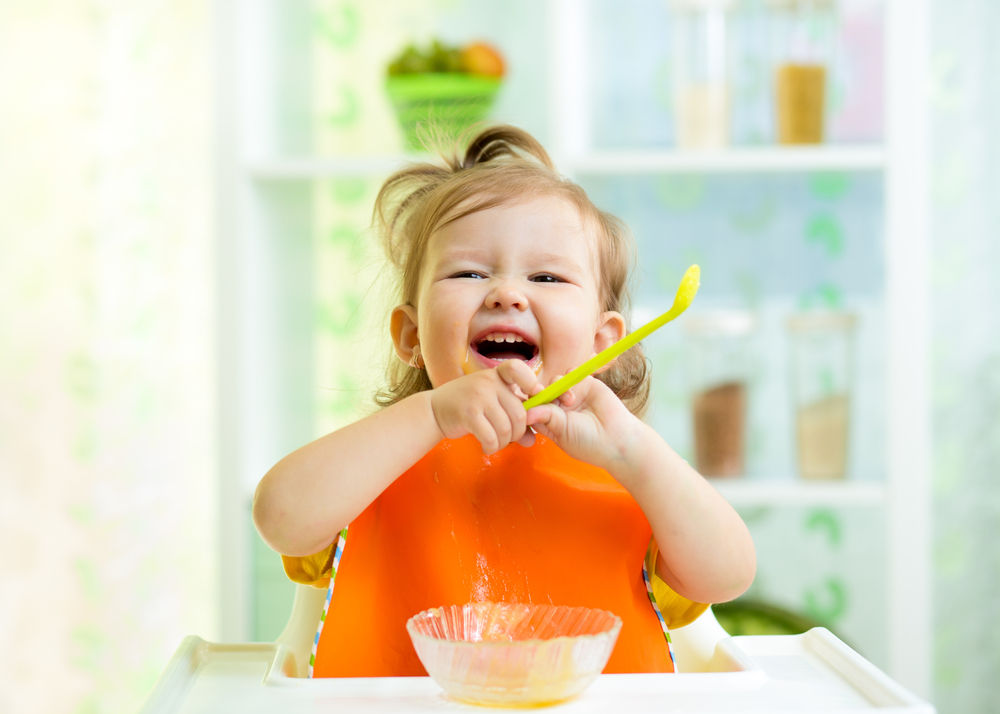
[406,602,622,707]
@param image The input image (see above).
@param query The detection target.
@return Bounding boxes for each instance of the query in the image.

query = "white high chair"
[274,583,732,677]
[141,583,936,711]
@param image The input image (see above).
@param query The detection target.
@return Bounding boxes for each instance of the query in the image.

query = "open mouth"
[472,332,539,364]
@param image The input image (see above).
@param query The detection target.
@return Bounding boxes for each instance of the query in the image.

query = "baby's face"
[409,194,622,388]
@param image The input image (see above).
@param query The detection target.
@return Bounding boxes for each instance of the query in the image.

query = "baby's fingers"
[524,403,563,440]
[541,374,577,409]
[516,428,537,448]
[496,359,544,402]
[554,375,603,409]
[470,413,504,454]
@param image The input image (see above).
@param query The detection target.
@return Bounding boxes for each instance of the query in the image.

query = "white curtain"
[929,2,1000,713]
[0,3,217,713]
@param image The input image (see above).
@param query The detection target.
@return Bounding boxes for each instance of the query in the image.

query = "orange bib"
[311,434,674,677]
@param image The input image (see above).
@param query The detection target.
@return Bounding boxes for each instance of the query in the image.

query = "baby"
[253,124,755,677]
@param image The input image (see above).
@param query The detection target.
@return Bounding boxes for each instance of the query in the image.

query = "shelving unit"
[551,2,928,697]
[214,0,929,698]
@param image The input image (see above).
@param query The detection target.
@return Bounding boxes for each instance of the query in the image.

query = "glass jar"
[767,0,837,144]
[786,311,856,480]
[670,0,735,149]
[683,310,755,477]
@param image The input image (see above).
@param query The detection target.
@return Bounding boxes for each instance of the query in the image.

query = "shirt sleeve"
[281,540,337,588]
[645,540,710,629]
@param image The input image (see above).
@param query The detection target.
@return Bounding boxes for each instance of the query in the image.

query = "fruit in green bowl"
[385,39,506,150]
[460,41,505,77]
[387,38,505,78]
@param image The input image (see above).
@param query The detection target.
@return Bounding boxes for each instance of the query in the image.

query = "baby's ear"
[390,304,420,365]
[592,311,626,372]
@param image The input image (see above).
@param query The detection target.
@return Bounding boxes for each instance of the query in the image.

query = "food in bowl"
[406,602,622,707]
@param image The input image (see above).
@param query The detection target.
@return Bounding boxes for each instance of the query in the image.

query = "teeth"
[484,332,523,343]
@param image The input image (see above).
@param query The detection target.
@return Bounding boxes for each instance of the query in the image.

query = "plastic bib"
[311,434,674,677]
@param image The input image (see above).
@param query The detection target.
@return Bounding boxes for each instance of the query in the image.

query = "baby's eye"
[450,270,486,279]
[530,273,563,283]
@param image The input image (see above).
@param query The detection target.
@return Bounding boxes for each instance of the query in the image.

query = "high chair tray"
[140,628,934,713]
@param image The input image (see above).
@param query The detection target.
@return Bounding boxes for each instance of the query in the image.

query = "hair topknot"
[456,125,555,171]
[371,124,650,416]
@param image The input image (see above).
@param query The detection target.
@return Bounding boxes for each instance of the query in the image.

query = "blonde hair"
[372,125,650,416]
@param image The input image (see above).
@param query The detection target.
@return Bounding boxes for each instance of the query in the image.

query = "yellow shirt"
[284,541,707,629]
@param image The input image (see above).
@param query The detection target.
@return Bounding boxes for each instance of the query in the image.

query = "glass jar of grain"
[767,0,837,144]
[683,310,756,477]
[786,311,856,480]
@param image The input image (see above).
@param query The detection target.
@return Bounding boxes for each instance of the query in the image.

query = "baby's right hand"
[429,360,543,454]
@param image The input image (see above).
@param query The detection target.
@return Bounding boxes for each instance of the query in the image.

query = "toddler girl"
[253,125,756,677]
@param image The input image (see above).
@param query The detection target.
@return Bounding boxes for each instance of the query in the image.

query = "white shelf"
[711,479,886,508]
[566,145,885,175]
[246,144,885,181]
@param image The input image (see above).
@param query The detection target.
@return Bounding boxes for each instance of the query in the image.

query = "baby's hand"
[525,376,641,472]
[429,360,544,454]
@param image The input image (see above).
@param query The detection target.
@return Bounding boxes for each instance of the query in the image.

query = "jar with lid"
[682,310,755,477]
[669,0,735,149]
[767,0,838,144]
[786,311,856,479]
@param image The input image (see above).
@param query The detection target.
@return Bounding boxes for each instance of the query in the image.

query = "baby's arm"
[527,377,756,605]
[620,423,756,604]
[253,360,543,557]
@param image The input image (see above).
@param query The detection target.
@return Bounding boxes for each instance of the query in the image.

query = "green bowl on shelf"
[385,73,502,151]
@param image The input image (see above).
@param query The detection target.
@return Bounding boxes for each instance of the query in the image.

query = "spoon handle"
[523,265,700,409]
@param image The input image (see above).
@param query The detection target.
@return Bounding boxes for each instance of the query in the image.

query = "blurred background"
[1,1,997,712]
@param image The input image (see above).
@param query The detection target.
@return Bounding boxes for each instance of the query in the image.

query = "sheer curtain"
[929,2,1000,713]
[0,3,217,713]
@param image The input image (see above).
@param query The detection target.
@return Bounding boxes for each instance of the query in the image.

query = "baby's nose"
[485,281,528,311]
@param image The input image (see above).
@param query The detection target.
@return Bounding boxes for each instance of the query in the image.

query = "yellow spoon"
[523,264,701,409]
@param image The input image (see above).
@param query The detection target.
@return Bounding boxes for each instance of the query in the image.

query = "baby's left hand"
[524,376,642,475]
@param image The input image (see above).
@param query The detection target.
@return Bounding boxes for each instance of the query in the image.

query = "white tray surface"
[140,628,934,714]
